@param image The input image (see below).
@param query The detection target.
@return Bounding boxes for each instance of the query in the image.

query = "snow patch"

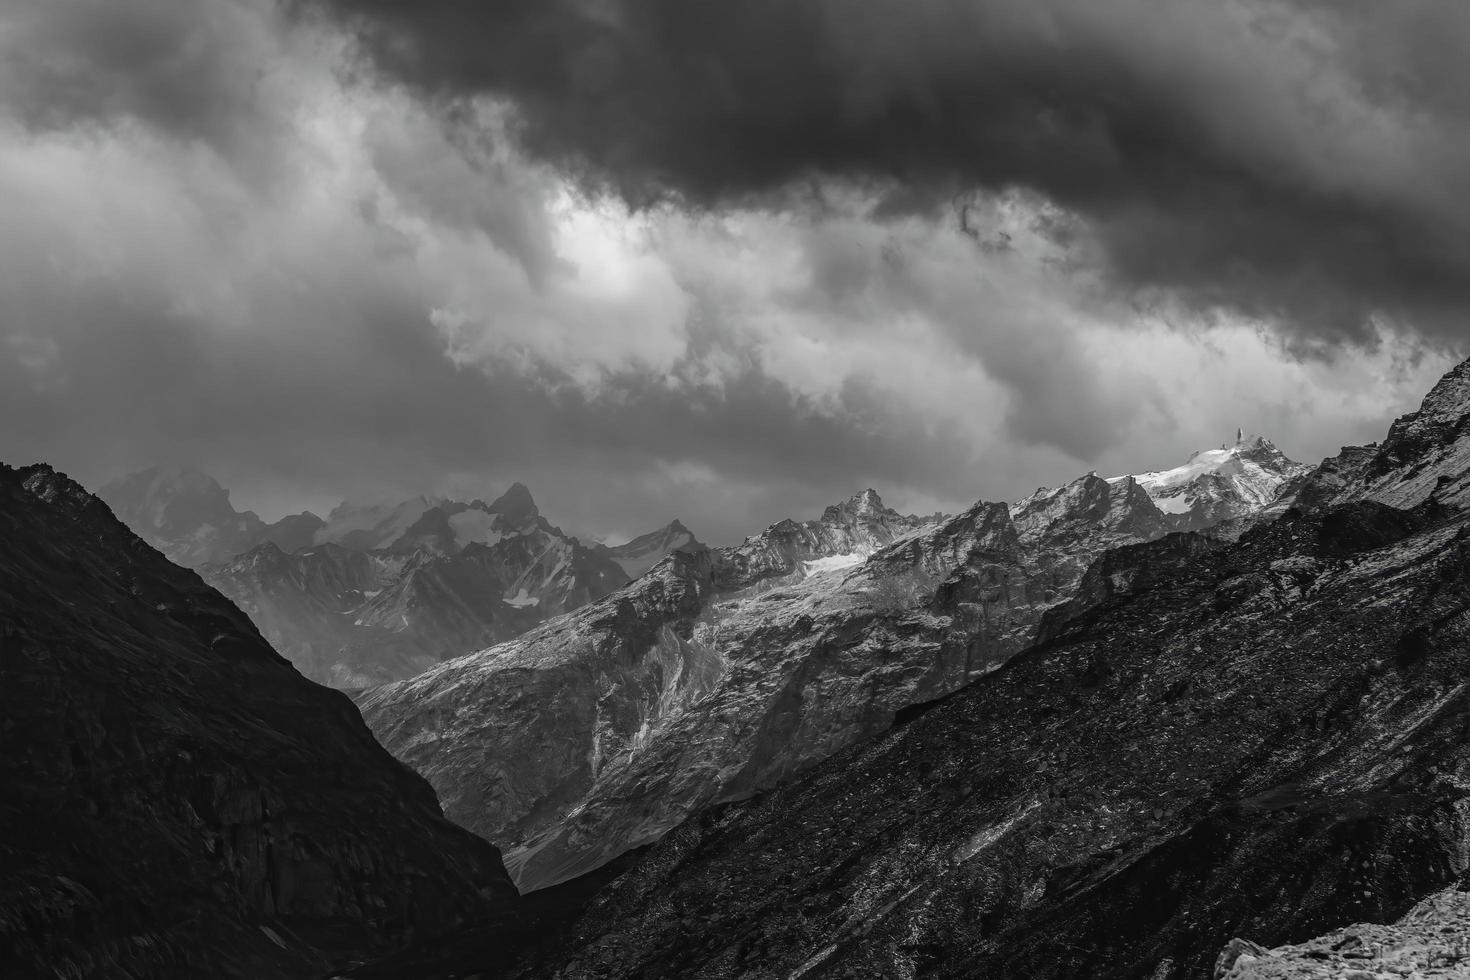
[802,552,867,577]
[506,588,540,608]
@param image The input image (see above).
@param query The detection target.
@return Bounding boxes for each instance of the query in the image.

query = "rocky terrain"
[102,469,696,686]
[507,498,1470,979]
[359,470,1230,894]
[0,464,520,978]
[470,358,1470,979]
[1215,885,1470,978]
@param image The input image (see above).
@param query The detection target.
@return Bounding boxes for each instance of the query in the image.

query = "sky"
[1,0,1467,545]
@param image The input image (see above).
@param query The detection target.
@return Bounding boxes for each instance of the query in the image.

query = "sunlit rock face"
[361,476,1236,893]
[0,463,518,978]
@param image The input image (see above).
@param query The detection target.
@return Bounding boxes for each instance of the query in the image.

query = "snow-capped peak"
[1113,432,1307,528]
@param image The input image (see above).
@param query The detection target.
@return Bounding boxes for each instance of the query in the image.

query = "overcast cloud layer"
[0,0,1464,544]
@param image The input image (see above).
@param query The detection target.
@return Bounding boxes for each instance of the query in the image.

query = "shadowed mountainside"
[0,464,520,978]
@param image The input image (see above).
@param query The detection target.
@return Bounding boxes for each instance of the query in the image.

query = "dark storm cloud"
[312,0,1470,342]
[1,0,1461,548]
[1,0,287,169]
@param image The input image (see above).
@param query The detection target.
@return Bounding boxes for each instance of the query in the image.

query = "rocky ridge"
[0,464,519,978]
[1297,360,1470,513]
[360,475,1198,893]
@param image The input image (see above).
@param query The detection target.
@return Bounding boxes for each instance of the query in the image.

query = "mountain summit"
[486,481,539,525]
[1115,431,1309,531]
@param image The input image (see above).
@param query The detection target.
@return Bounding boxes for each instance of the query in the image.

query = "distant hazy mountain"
[97,466,322,567]
[99,469,700,686]
[605,518,702,579]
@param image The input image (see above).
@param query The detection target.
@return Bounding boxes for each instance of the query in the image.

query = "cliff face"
[517,499,1470,980]
[0,464,519,979]
[360,484,1181,893]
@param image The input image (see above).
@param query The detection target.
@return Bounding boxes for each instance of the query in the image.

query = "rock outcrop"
[1296,359,1470,513]
[1214,886,1470,979]
[0,464,519,978]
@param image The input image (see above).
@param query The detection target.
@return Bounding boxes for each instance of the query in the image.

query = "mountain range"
[359,433,1310,893]
[12,362,1470,978]
[99,473,703,686]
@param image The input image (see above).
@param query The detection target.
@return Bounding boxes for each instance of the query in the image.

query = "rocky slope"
[359,482,1182,893]
[514,496,1470,979]
[0,464,519,978]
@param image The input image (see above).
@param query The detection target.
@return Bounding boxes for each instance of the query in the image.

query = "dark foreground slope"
[515,499,1470,980]
[0,465,519,978]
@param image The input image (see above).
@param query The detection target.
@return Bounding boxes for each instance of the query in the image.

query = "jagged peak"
[487,482,538,523]
[820,488,888,525]
[1411,356,1470,421]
